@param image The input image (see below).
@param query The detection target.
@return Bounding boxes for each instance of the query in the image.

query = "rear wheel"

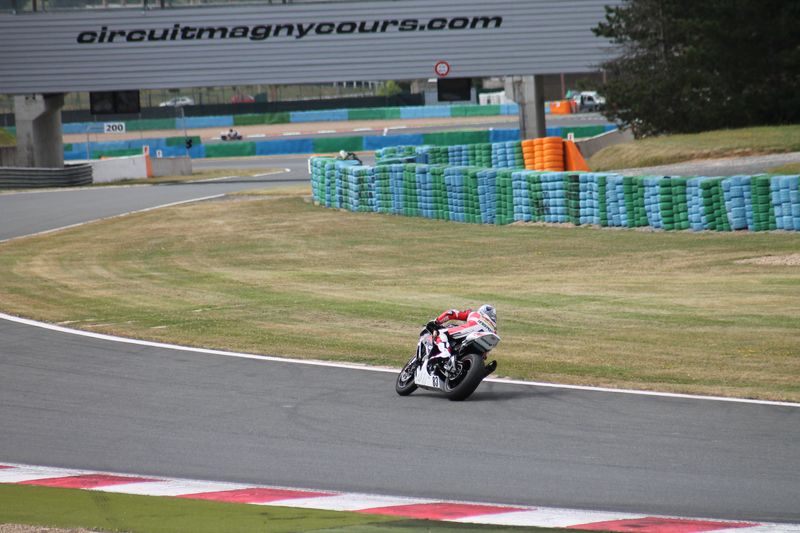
[443,353,486,401]
[395,355,418,396]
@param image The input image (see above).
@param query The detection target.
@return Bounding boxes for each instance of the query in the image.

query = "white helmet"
[478,304,497,329]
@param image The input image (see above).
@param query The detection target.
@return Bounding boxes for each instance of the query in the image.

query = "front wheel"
[395,355,418,396]
[443,353,486,401]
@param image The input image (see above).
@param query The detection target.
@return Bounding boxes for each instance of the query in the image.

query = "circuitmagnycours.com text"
[76,16,503,44]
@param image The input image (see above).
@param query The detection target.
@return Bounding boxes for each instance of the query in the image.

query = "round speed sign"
[434,60,451,78]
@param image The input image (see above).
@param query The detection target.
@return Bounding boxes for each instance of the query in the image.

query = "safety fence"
[0,164,93,189]
[56,103,529,136]
[309,158,800,232]
[63,125,616,161]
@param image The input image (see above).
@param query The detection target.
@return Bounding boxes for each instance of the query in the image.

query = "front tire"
[395,355,418,396]
[443,353,486,401]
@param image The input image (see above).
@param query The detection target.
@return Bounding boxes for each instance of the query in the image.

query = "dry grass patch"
[0,197,798,401]
[589,125,800,171]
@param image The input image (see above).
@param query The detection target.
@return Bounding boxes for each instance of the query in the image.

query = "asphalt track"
[1,162,799,524]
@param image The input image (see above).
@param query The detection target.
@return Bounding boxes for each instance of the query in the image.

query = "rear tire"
[443,353,486,401]
[395,355,418,396]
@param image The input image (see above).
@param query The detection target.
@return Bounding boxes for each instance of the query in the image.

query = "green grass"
[768,162,800,174]
[0,126,15,147]
[0,485,589,533]
[589,125,800,170]
[0,196,798,401]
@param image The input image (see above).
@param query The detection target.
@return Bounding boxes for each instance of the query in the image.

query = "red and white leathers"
[431,308,491,367]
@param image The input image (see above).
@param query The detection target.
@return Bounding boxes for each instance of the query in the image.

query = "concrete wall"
[152,156,192,177]
[575,127,634,160]
[0,146,15,166]
[91,154,148,183]
[14,94,64,168]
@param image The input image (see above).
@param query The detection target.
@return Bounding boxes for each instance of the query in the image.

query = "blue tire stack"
[389,164,405,215]
[477,169,498,224]
[579,173,602,225]
[643,177,663,229]
[511,170,532,222]
[605,175,627,227]
[541,172,568,223]
[416,165,437,219]
[722,176,751,230]
[772,175,800,230]
[444,167,468,222]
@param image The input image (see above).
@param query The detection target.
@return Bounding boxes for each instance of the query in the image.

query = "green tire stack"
[477,144,492,168]
[673,178,690,230]
[356,167,372,212]
[467,144,477,167]
[565,174,581,225]
[430,166,448,220]
[465,169,482,224]
[751,176,777,231]
[495,170,514,225]
[420,146,440,165]
[597,175,608,227]
[624,177,649,228]
[512,142,524,168]
[701,178,731,231]
[373,165,391,213]
[528,172,545,222]
[403,163,420,217]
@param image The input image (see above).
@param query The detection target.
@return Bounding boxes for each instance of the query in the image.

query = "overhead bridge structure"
[0,0,619,166]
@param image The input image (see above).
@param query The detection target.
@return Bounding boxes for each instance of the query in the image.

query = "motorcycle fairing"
[461,331,500,353]
[414,362,444,391]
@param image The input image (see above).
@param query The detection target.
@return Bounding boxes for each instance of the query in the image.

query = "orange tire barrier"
[563,140,589,171]
[521,139,536,170]
[517,137,584,172]
[549,100,573,115]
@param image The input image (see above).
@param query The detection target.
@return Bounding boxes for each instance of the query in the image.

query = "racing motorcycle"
[395,321,499,401]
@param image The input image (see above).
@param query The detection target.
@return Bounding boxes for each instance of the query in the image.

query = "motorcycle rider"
[427,304,497,373]
[337,149,362,164]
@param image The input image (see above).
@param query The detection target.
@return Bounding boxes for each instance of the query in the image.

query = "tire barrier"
[309,156,800,232]
[772,175,800,230]
[0,164,92,189]
[491,141,524,169]
[59,104,530,135]
[63,125,616,162]
[378,137,588,172]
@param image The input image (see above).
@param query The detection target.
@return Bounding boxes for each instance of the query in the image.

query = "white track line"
[0,312,797,408]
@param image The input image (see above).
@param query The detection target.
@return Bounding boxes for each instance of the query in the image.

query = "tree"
[593,0,800,137]
[377,81,403,98]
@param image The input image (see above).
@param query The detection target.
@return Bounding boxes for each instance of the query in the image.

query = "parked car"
[569,91,605,112]
[159,96,195,107]
[230,94,255,104]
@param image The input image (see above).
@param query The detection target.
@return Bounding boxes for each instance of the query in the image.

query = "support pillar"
[508,75,546,140]
[14,93,65,168]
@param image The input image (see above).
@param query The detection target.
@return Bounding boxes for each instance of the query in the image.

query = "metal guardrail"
[0,163,92,188]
